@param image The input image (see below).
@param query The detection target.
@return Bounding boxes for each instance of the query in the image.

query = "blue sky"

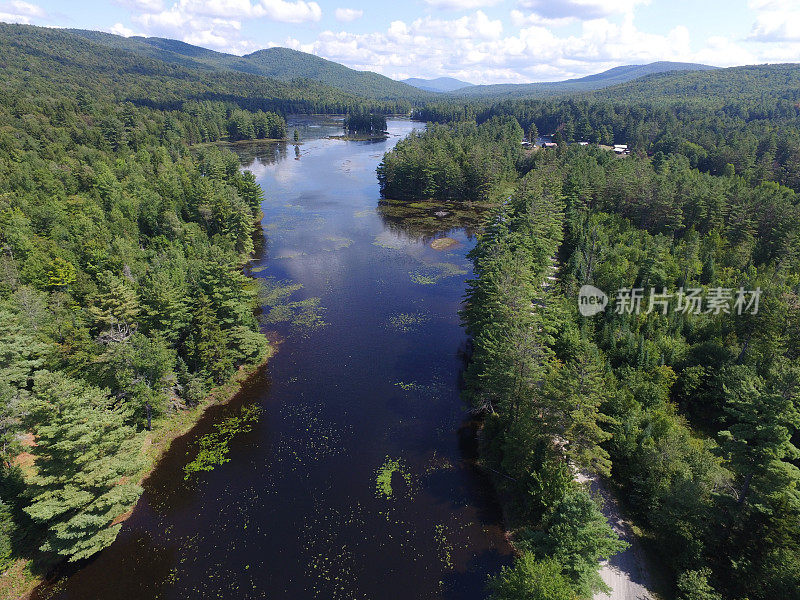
[1,0,798,84]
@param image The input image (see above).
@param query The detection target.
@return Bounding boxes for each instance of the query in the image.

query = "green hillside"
[67,29,433,102]
[592,62,800,104]
[0,23,405,114]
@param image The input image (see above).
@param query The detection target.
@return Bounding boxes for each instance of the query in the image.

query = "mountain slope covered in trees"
[1,23,407,115]
[66,29,433,102]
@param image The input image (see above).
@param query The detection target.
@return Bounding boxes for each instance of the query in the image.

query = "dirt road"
[576,472,658,600]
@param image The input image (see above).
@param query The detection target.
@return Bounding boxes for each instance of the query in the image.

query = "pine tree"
[89,273,140,343]
[22,373,144,561]
[0,306,47,457]
[545,344,613,476]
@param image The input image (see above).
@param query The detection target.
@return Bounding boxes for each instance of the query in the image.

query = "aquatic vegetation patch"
[434,524,454,570]
[353,208,374,218]
[394,381,421,391]
[376,198,493,240]
[386,311,429,332]
[184,404,262,479]
[273,402,350,469]
[274,249,308,260]
[375,457,413,500]
[430,237,459,251]
[259,278,326,329]
[424,451,455,475]
[409,262,467,285]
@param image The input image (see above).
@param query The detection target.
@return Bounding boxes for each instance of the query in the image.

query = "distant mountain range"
[402,77,474,93]
[15,26,797,109]
[450,62,718,98]
[62,30,718,103]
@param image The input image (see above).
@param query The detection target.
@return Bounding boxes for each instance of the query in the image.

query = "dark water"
[34,117,511,600]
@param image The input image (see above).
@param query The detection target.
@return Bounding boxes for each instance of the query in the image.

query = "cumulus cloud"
[334,7,362,22]
[257,0,321,23]
[423,0,502,9]
[287,10,707,84]
[411,11,503,40]
[109,22,138,36]
[516,0,650,20]
[0,0,45,23]
[123,0,321,53]
[748,0,800,41]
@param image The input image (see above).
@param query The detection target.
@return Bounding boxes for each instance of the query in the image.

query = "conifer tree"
[22,373,144,561]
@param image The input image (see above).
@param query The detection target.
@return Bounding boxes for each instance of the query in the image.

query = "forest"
[380,96,800,599]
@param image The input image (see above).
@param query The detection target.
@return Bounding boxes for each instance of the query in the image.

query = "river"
[32,117,511,600]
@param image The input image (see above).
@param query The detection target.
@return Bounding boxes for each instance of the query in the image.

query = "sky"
[0,0,798,84]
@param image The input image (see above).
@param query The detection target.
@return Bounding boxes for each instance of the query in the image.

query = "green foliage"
[21,373,145,561]
[487,554,576,600]
[344,108,387,135]
[676,568,722,600]
[0,23,286,569]
[518,490,628,597]
[378,117,524,201]
[458,114,800,598]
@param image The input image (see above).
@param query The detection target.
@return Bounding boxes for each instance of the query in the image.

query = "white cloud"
[423,0,501,9]
[287,9,735,85]
[748,0,800,41]
[694,35,756,67]
[257,0,321,23]
[334,7,362,22]
[126,0,321,54]
[510,8,574,28]
[0,0,45,23]
[516,0,650,20]
[109,22,138,36]
[411,11,503,40]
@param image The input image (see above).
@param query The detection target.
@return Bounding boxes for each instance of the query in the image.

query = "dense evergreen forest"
[379,85,800,598]
[343,109,388,136]
[415,64,800,192]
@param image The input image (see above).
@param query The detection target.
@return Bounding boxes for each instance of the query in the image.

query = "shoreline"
[4,345,276,600]
[2,209,276,600]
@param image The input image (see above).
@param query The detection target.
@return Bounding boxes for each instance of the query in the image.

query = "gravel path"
[576,472,658,600]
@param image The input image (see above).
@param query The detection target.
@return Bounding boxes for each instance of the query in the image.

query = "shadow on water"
[32,117,511,600]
